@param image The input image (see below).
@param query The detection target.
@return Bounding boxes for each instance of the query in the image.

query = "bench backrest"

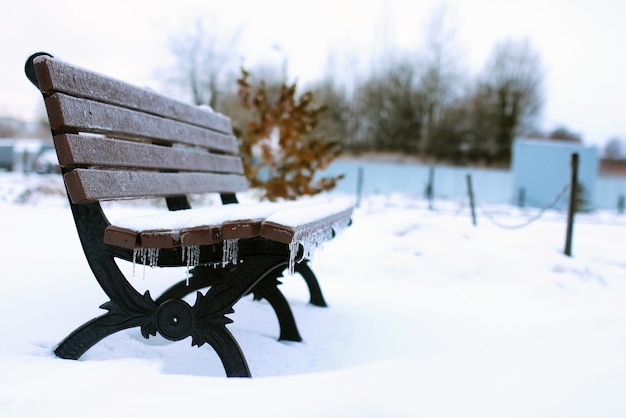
[30,55,248,204]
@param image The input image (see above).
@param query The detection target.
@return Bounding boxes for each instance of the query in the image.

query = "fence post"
[355,166,363,208]
[618,195,625,215]
[517,188,526,208]
[466,174,477,226]
[425,166,435,210]
[564,152,579,257]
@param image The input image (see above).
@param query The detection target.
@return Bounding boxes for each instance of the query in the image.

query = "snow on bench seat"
[105,202,283,249]
[260,199,354,272]
[259,200,354,244]
[104,197,353,251]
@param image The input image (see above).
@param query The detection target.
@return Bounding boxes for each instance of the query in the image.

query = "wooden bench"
[25,52,353,377]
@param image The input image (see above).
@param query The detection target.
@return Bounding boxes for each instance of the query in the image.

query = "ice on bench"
[261,199,354,272]
[112,196,353,274]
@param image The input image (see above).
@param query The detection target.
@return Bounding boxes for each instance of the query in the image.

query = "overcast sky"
[3,0,625,147]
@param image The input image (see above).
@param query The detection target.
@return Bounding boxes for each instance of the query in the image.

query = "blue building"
[511,138,599,210]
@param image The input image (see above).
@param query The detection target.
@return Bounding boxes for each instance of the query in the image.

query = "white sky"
[3,0,625,146]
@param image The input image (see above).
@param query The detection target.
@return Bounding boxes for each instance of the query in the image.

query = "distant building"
[511,138,599,210]
[0,141,14,171]
[0,138,54,173]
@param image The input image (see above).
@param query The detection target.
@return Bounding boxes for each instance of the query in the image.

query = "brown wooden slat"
[105,226,190,249]
[221,220,263,240]
[45,94,239,154]
[140,231,181,249]
[54,134,244,174]
[105,227,185,249]
[33,55,233,134]
[258,223,295,244]
[105,216,268,250]
[64,169,249,203]
[103,226,140,249]
[104,208,351,250]
[105,224,224,249]
[179,226,223,247]
[260,206,354,244]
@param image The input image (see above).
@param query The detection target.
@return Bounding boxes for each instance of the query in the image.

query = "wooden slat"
[103,226,140,249]
[33,55,233,134]
[221,220,263,240]
[260,205,354,244]
[105,227,184,249]
[130,219,263,248]
[179,226,223,247]
[45,94,239,154]
[140,231,182,249]
[103,205,352,250]
[180,219,266,246]
[257,223,295,244]
[64,169,249,203]
[54,134,244,174]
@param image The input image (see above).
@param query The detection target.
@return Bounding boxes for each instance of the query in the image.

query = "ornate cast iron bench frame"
[25,52,353,377]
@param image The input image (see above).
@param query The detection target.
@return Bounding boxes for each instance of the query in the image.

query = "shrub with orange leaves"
[236,68,343,201]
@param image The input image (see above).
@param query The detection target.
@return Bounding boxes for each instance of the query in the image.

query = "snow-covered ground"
[1,173,626,417]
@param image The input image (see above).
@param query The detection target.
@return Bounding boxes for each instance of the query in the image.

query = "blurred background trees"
[163,10,548,169]
[162,16,242,109]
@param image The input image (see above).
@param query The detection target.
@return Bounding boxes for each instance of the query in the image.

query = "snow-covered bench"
[25,52,353,377]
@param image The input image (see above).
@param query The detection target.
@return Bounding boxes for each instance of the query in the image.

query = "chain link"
[475,184,570,229]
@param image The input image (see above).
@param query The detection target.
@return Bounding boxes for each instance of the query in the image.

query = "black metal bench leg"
[183,254,303,376]
[252,274,302,342]
[54,312,147,360]
[296,261,328,307]
[199,325,251,377]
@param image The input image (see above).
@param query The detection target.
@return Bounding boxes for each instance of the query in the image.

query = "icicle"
[331,217,351,237]
[182,245,200,285]
[148,248,160,267]
[287,228,327,275]
[132,248,139,277]
[141,250,147,280]
[136,248,158,268]
[288,241,300,275]
[222,239,239,266]
[130,248,160,279]
[286,218,351,275]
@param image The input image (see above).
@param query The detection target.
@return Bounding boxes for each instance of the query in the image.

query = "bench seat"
[105,198,352,247]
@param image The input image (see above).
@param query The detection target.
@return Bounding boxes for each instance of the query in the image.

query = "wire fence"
[475,184,570,229]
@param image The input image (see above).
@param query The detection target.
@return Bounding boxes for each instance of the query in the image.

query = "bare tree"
[475,38,545,163]
[355,59,423,154]
[549,126,582,142]
[604,136,625,159]
[309,79,355,151]
[0,119,18,138]
[0,116,50,139]
[417,3,463,155]
[163,17,242,109]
